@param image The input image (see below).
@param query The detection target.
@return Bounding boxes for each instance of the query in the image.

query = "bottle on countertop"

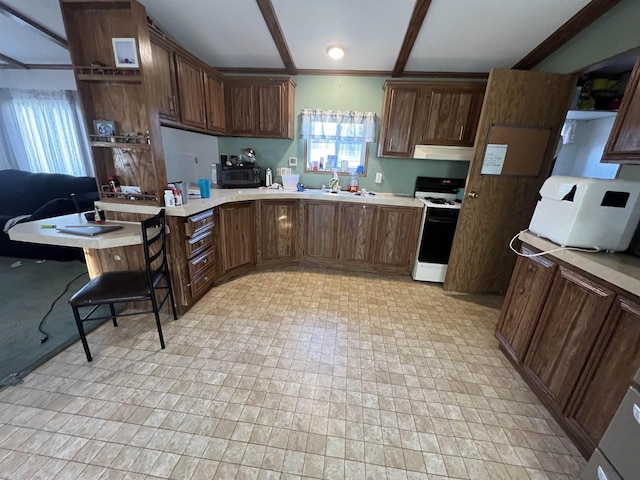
[164,189,175,207]
[265,168,273,187]
[329,170,340,192]
[348,173,359,193]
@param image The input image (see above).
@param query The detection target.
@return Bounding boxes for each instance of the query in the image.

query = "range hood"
[412,145,473,161]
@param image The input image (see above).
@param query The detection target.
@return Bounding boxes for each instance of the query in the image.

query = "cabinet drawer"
[599,386,640,479]
[581,448,621,480]
[186,209,214,237]
[190,263,215,299]
[188,247,215,278]
[185,227,213,258]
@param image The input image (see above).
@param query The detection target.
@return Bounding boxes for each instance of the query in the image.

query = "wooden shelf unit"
[61,0,168,206]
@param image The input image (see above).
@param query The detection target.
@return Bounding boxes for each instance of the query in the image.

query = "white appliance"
[412,177,466,283]
[412,145,473,161]
[529,176,640,251]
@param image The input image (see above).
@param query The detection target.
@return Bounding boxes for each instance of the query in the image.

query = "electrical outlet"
[375,172,383,184]
[288,157,298,167]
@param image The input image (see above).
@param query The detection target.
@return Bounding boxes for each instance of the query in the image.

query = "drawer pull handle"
[204,276,208,281]
[633,403,640,424]
[200,239,205,245]
[203,258,208,264]
[597,466,608,480]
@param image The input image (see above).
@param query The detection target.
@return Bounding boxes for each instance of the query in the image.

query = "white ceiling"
[0,0,70,65]
[0,0,594,73]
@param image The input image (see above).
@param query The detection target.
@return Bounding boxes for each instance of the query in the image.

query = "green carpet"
[0,256,104,384]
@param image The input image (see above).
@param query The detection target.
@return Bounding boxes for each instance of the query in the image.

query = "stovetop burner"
[425,197,456,205]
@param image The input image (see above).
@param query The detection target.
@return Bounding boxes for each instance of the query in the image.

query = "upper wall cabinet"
[224,77,296,139]
[378,85,421,157]
[204,69,226,134]
[417,86,485,146]
[175,53,207,130]
[602,57,640,164]
[149,27,225,135]
[379,81,486,158]
[149,34,179,122]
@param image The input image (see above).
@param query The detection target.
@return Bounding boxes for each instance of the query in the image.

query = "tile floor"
[0,267,585,479]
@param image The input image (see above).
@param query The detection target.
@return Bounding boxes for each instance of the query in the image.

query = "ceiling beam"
[513,0,621,70]
[392,0,434,78]
[255,0,297,75]
[0,52,28,69]
[0,1,68,50]
[0,63,71,70]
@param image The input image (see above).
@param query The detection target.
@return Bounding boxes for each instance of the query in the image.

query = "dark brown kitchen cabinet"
[417,86,484,146]
[219,202,255,274]
[226,83,254,135]
[523,267,615,411]
[602,57,640,163]
[149,34,178,121]
[337,204,377,263]
[257,200,299,265]
[175,52,206,129]
[224,77,296,139]
[204,69,226,134]
[303,202,339,259]
[378,85,420,158]
[379,81,486,158]
[495,248,557,362]
[372,207,421,267]
[568,296,640,447]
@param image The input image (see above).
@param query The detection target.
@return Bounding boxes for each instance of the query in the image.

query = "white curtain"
[300,109,376,142]
[0,89,93,176]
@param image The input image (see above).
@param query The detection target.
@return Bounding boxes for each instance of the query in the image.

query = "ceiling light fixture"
[327,46,344,60]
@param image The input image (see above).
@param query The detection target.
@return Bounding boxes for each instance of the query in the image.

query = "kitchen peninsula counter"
[519,230,640,298]
[496,231,640,458]
[96,187,424,217]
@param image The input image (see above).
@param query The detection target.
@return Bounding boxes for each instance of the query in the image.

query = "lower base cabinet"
[257,200,299,264]
[302,202,339,259]
[496,243,640,458]
[373,206,421,268]
[218,202,255,275]
[337,203,377,263]
[301,201,421,270]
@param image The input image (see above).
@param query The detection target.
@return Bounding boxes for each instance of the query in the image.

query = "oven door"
[417,207,460,264]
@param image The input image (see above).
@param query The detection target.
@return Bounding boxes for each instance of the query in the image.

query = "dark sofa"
[0,170,99,261]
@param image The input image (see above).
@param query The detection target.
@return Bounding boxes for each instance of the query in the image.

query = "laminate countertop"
[8,213,142,249]
[96,187,424,217]
[519,230,640,298]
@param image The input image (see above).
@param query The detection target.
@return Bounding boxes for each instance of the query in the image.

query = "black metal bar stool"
[69,209,177,361]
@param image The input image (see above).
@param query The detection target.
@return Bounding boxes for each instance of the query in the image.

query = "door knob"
[467,191,479,198]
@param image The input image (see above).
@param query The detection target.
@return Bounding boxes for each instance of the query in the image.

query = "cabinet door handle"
[389,138,393,150]
[202,107,206,125]
[458,125,464,140]
[169,96,175,113]
[633,403,640,424]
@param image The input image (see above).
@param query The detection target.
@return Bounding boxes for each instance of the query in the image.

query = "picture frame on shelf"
[112,38,139,68]
[93,120,116,141]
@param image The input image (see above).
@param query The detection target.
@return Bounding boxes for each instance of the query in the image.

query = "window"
[0,89,93,176]
[300,109,375,174]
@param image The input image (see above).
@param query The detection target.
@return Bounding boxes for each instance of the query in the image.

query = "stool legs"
[109,304,117,327]
[72,305,92,362]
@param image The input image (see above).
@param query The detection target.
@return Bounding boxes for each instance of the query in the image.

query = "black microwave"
[216,164,261,189]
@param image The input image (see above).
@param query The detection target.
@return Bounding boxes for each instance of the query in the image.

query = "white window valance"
[300,109,376,142]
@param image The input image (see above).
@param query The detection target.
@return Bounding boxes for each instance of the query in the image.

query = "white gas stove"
[412,177,465,283]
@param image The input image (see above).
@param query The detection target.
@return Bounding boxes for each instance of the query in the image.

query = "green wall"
[535,0,640,74]
[218,75,469,195]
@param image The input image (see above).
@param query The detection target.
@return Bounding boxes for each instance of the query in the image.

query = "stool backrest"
[141,209,168,284]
